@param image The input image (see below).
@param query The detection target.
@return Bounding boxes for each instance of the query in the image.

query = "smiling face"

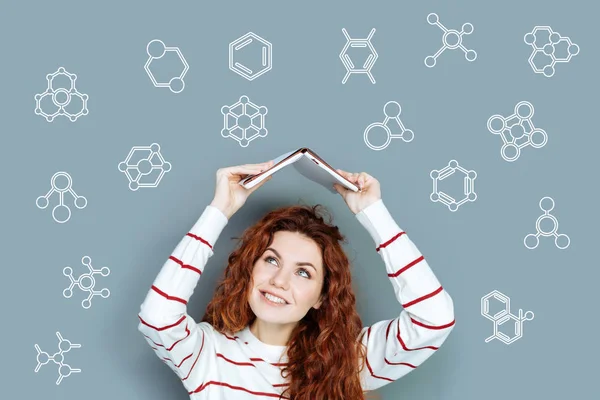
[248,231,325,328]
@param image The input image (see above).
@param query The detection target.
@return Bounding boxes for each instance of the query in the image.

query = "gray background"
[1,0,597,399]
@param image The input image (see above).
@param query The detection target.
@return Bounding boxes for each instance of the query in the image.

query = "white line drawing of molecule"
[524,26,579,77]
[229,32,272,81]
[36,172,87,223]
[144,39,189,93]
[364,101,414,151]
[430,160,477,212]
[487,101,547,162]
[425,13,477,68]
[339,28,378,84]
[118,143,172,191]
[524,196,570,250]
[221,95,268,147]
[481,290,534,345]
[63,256,110,309]
[34,67,89,122]
[34,331,82,385]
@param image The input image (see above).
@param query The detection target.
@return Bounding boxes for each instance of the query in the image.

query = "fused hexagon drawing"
[118,143,172,190]
[481,290,534,345]
[221,95,268,147]
[339,28,378,84]
[524,26,579,77]
[34,67,89,122]
[430,160,477,212]
[229,32,272,81]
[144,39,189,93]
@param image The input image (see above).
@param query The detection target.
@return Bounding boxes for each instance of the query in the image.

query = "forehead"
[268,231,323,268]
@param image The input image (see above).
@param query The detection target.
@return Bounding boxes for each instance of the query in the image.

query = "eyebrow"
[265,248,318,273]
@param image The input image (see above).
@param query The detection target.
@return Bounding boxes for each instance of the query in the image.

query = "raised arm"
[355,199,455,391]
[137,205,228,388]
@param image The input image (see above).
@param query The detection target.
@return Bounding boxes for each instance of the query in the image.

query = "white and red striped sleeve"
[137,205,228,389]
[354,199,456,391]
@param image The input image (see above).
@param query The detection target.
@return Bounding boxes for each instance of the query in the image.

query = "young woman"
[138,160,455,399]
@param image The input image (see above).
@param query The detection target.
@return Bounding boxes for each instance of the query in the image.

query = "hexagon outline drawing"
[481,289,534,345]
[34,67,89,122]
[339,28,378,84]
[524,26,579,77]
[487,101,547,162]
[430,160,477,212]
[63,256,110,309]
[364,101,414,151]
[34,331,82,385]
[229,32,273,81]
[144,39,189,93]
[36,171,87,223]
[221,95,268,147]
[425,13,477,68]
[117,143,172,191]
[524,196,570,249]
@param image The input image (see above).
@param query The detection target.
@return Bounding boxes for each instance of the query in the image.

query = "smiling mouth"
[260,291,289,305]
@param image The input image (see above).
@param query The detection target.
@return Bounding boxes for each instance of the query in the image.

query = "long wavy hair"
[201,202,381,400]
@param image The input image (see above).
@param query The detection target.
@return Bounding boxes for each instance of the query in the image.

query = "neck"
[249,319,296,346]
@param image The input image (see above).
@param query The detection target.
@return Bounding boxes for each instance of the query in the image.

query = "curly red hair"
[201,202,381,399]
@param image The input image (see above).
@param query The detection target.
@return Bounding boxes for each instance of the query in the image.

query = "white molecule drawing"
[229,32,273,81]
[487,101,547,162]
[481,290,534,345]
[425,13,477,68]
[36,172,87,223]
[118,143,172,191]
[339,28,378,84]
[430,160,477,212]
[221,95,268,147]
[144,39,189,93]
[34,331,82,385]
[524,196,570,250]
[524,26,579,77]
[63,256,110,309]
[364,101,414,151]
[34,67,89,122]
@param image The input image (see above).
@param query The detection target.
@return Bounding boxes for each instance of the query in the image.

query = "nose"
[270,267,291,290]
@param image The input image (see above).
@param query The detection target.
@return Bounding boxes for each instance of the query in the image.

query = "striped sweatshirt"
[137,199,456,399]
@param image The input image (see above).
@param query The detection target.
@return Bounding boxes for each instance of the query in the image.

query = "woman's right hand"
[209,161,274,219]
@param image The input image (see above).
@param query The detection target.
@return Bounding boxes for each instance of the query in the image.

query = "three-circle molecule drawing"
[339,28,378,84]
[364,101,414,151]
[524,26,579,77]
[481,290,534,345]
[63,256,110,309]
[118,143,172,191]
[221,95,268,147]
[229,32,272,81]
[36,172,87,223]
[34,67,89,122]
[430,160,477,212]
[34,331,82,385]
[524,196,570,249]
[425,13,477,67]
[487,101,547,162]
[144,39,189,93]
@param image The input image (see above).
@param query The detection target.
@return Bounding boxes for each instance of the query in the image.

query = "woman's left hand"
[332,169,381,214]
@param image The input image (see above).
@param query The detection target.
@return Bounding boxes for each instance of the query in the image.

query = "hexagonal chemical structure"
[339,28,378,84]
[221,95,268,147]
[481,290,510,322]
[430,160,477,212]
[34,67,89,122]
[229,32,272,81]
[144,39,189,93]
[117,143,172,191]
[524,26,579,77]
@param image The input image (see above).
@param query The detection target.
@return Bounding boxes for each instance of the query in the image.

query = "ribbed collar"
[238,325,288,364]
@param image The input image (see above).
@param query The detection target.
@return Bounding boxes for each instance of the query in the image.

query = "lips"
[260,290,289,305]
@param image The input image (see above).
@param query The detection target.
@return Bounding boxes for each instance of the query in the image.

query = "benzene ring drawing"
[425,13,477,67]
[118,143,172,191]
[364,101,414,151]
[229,32,273,81]
[221,95,268,147]
[524,26,579,77]
[34,67,89,122]
[524,196,570,249]
[36,172,87,223]
[339,28,378,84]
[430,160,477,212]
[144,39,189,93]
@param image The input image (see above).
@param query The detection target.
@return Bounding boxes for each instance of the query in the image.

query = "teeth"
[264,292,286,304]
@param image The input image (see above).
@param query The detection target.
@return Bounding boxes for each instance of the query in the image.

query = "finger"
[226,163,271,176]
[247,175,272,194]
